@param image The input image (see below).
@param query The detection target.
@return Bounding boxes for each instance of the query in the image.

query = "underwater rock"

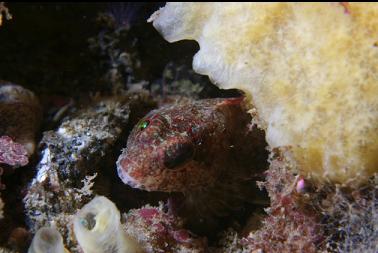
[74,196,142,253]
[23,92,155,251]
[150,62,208,101]
[150,3,378,185]
[7,227,31,253]
[88,7,141,94]
[0,82,40,242]
[123,203,207,253]
[28,227,68,253]
[0,81,42,156]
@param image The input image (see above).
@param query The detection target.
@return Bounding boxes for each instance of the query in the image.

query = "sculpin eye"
[138,119,150,131]
[164,142,194,169]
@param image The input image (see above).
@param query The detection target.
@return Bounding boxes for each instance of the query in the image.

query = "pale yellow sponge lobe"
[150,3,378,185]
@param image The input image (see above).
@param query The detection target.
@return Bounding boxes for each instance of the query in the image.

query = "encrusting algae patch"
[150,2,378,185]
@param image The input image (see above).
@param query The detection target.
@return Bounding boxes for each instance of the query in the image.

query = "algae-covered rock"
[24,92,155,252]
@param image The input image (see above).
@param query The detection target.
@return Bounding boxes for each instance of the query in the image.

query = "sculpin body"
[117,97,254,193]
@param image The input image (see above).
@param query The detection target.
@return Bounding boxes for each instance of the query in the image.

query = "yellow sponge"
[150,3,378,185]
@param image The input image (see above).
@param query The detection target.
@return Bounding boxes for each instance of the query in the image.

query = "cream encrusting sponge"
[150,3,378,185]
[73,196,142,253]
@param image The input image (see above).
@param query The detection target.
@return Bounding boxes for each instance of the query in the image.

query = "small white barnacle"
[28,227,69,253]
[73,196,142,253]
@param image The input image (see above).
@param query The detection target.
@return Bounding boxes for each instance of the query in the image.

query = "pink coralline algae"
[124,204,207,252]
[0,135,28,229]
[0,136,28,168]
[239,153,324,253]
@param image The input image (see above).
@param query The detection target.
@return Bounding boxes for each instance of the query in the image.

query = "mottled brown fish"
[117,97,269,234]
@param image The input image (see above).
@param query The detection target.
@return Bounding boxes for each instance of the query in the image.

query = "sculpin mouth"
[117,155,161,191]
[116,156,140,188]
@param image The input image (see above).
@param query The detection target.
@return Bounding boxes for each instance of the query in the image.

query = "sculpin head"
[116,98,244,192]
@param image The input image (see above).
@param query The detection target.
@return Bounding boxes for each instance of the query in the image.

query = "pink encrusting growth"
[116,97,253,193]
[0,136,28,168]
[124,204,207,252]
[238,154,325,253]
[0,135,28,221]
[137,207,193,243]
